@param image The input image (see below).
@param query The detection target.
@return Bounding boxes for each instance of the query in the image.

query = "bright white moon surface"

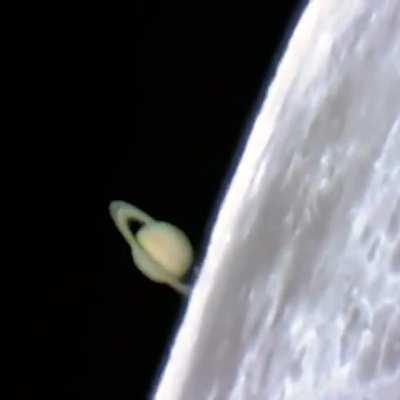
[155,0,400,398]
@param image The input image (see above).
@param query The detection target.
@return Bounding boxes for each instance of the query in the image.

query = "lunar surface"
[155,0,400,398]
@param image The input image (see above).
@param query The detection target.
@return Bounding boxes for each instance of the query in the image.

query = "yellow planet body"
[109,201,193,295]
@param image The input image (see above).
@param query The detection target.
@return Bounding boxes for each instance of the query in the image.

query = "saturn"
[109,201,193,295]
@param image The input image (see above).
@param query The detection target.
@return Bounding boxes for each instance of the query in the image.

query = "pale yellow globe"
[109,201,193,295]
[137,222,193,279]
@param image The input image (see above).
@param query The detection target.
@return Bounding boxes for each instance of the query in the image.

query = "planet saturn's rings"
[109,200,192,295]
[109,200,154,245]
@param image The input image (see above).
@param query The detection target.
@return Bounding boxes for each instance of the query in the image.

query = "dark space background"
[22,1,304,399]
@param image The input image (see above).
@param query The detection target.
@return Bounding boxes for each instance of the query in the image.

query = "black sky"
[23,1,305,399]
